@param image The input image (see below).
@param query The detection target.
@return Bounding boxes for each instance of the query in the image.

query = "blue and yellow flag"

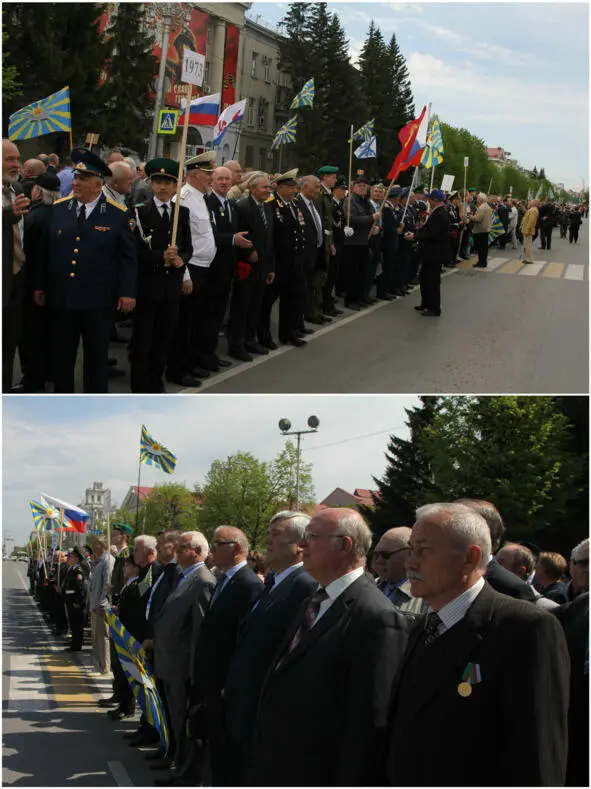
[352,119,375,143]
[8,86,71,141]
[535,185,543,200]
[488,211,505,245]
[421,117,444,168]
[290,78,314,109]
[30,499,71,532]
[271,116,298,150]
[140,425,177,474]
[547,186,554,200]
[105,609,170,753]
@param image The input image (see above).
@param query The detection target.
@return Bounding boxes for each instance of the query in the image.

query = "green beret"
[112,521,134,536]
[468,187,478,193]
[146,158,180,181]
[317,165,339,176]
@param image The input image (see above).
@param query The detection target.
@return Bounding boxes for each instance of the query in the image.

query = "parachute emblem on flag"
[140,425,177,474]
[271,116,298,150]
[290,78,315,109]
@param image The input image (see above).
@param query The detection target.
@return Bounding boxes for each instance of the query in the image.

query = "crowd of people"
[28,503,588,787]
[3,138,587,393]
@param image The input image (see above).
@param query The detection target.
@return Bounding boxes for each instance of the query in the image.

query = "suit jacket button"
[75,236,80,241]
[72,260,76,264]
[74,248,79,253]
[70,272,75,278]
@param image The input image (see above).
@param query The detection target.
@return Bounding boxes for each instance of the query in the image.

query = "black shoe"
[366,297,378,305]
[194,359,219,373]
[299,327,315,335]
[377,293,395,301]
[228,346,253,362]
[108,367,125,378]
[474,263,487,268]
[414,305,425,311]
[108,357,118,366]
[99,696,120,708]
[145,749,167,761]
[344,302,360,311]
[323,308,338,317]
[166,374,202,388]
[320,315,332,323]
[190,368,211,379]
[409,279,420,286]
[129,730,160,747]
[279,335,307,347]
[304,316,324,325]
[124,729,141,740]
[149,761,174,771]
[244,341,269,355]
[258,337,278,351]
[212,356,232,368]
[64,646,82,652]
[108,706,134,720]
[421,309,441,317]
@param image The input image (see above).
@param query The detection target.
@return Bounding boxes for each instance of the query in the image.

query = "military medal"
[457,682,472,697]
[458,662,482,697]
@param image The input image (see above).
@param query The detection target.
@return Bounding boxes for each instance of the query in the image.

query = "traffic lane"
[2,562,157,787]
[201,271,588,394]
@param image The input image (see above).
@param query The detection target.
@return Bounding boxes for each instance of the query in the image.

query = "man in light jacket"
[89,535,115,674]
[520,199,539,264]
[471,192,493,268]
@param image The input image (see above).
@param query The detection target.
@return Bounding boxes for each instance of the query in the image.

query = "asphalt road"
[14,221,588,394]
[2,560,159,787]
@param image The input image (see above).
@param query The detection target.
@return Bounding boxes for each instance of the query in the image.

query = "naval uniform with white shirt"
[130,193,192,393]
[167,182,216,385]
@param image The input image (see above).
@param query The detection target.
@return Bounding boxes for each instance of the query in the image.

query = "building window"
[246,97,256,127]
[245,145,254,168]
[250,52,258,78]
[259,147,267,170]
[264,62,271,83]
[258,98,268,131]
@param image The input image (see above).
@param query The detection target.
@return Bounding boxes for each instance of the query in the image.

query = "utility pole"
[278,416,320,511]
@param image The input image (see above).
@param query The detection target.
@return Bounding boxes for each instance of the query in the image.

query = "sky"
[3,395,419,545]
[249,1,589,191]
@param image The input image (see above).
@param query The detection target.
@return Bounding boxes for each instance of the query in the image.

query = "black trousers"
[378,242,398,295]
[50,307,113,393]
[130,296,180,393]
[321,248,339,311]
[362,245,379,300]
[168,266,204,379]
[19,287,52,390]
[335,244,347,295]
[419,258,443,313]
[473,232,489,266]
[303,248,325,320]
[2,269,24,392]
[194,266,232,363]
[344,245,369,304]
[227,274,266,348]
[113,648,135,711]
[66,601,85,650]
[52,591,68,633]
[458,225,471,258]
[569,226,580,243]
[259,261,306,340]
[540,223,553,249]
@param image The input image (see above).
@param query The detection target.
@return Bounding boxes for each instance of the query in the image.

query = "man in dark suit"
[246,508,411,787]
[227,173,276,362]
[296,175,330,325]
[3,139,29,392]
[294,180,324,333]
[342,176,381,310]
[534,552,568,603]
[32,148,137,393]
[153,531,216,785]
[458,498,537,602]
[261,170,308,347]
[200,166,253,371]
[190,526,263,785]
[130,158,192,393]
[224,511,317,783]
[386,502,570,787]
[410,189,450,317]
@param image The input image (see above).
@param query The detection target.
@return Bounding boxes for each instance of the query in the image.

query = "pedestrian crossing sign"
[158,110,179,135]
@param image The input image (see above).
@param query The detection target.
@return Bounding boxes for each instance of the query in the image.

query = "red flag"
[387,106,427,181]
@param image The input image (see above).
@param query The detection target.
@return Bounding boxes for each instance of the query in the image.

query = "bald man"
[225,160,244,200]
[21,158,46,199]
[103,160,133,207]
[373,527,429,614]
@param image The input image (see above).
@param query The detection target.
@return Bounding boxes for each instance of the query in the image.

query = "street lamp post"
[278,416,319,511]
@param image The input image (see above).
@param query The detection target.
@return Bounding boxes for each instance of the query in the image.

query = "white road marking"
[564,264,585,280]
[182,271,458,393]
[107,760,135,787]
[519,262,545,276]
[4,653,51,713]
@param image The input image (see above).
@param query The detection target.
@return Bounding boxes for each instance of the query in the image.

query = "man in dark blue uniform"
[32,148,137,393]
[130,158,192,393]
[63,547,88,652]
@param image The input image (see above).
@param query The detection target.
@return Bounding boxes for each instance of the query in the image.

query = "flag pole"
[171,82,193,247]
[429,163,436,193]
[346,124,354,227]
[106,511,111,559]
[457,158,469,256]
[136,429,143,534]
[68,130,73,152]
[57,509,64,586]
[401,166,418,223]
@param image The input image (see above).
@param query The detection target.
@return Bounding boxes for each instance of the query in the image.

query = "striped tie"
[289,587,328,652]
[424,611,442,645]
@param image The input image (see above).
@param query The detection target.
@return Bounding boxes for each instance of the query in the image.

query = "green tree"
[270,439,316,509]
[2,15,21,101]
[197,451,276,549]
[2,3,109,141]
[138,483,199,536]
[420,396,586,541]
[358,23,392,179]
[362,397,442,539]
[386,31,415,183]
[96,4,156,152]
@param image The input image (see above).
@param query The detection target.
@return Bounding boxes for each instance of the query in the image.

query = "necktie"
[289,587,329,652]
[424,611,443,645]
[223,199,231,222]
[258,202,267,228]
[3,187,25,275]
[209,573,227,607]
[309,201,322,245]
[251,571,275,612]
[77,204,86,226]
[161,203,169,223]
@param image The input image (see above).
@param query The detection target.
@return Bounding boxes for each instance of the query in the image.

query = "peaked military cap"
[275,168,299,186]
[112,522,134,536]
[317,165,339,176]
[71,148,111,178]
[72,545,86,561]
[370,180,385,188]
[352,175,369,185]
[186,150,217,172]
[413,183,426,194]
[388,185,402,198]
[468,187,478,193]
[84,543,94,554]
[35,171,61,191]
[400,186,412,197]
[146,158,180,181]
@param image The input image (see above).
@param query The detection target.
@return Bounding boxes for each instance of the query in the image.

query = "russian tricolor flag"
[41,493,89,533]
[179,92,221,127]
[387,105,429,180]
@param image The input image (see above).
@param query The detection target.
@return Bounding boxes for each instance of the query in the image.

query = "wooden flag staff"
[171,83,193,248]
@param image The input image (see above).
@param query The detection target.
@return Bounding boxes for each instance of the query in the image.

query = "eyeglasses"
[572,557,589,567]
[373,547,410,561]
[302,531,346,542]
[212,540,237,548]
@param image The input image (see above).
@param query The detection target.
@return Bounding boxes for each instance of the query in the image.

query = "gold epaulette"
[106,196,127,211]
[265,195,276,203]
[54,194,73,205]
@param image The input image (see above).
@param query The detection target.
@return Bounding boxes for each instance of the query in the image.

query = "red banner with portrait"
[222,24,240,110]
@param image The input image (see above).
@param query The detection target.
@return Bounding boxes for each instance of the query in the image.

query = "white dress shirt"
[177,182,216,272]
[272,561,303,590]
[102,184,127,207]
[313,565,365,626]
[77,194,102,219]
[432,576,485,635]
[153,195,172,219]
[215,558,248,596]
[301,195,323,247]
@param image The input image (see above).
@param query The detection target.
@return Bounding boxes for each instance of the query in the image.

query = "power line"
[302,425,407,453]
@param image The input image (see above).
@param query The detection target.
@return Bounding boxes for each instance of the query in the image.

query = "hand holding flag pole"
[344,124,354,237]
